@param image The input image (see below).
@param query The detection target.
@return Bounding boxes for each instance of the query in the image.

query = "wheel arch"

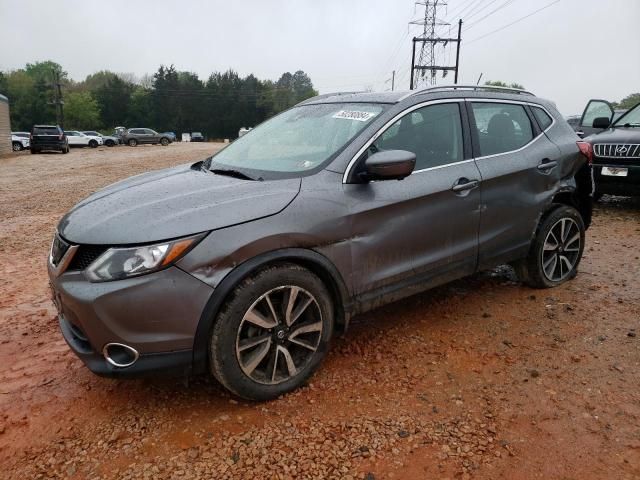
[190,248,351,374]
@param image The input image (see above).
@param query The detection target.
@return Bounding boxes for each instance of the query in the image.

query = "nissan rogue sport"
[48,86,593,401]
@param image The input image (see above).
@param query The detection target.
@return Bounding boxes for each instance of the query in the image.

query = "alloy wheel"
[541,217,581,282]
[235,285,323,385]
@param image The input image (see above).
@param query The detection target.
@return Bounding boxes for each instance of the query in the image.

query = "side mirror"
[361,150,416,181]
[592,117,611,129]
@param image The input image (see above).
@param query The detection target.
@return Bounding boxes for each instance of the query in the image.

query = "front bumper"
[593,164,640,196]
[49,265,214,378]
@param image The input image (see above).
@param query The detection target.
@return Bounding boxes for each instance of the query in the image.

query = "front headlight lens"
[85,234,204,282]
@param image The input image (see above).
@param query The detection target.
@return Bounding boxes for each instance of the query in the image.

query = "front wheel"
[89,140,98,148]
[105,140,115,147]
[12,142,23,152]
[514,205,585,288]
[160,137,169,146]
[210,264,334,401]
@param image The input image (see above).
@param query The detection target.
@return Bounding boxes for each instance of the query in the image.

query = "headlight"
[85,234,205,282]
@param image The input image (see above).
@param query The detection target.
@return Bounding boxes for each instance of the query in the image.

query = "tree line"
[0,61,318,139]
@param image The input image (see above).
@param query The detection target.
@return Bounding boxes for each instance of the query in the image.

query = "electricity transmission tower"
[409,1,462,89]
[49,69,64,128]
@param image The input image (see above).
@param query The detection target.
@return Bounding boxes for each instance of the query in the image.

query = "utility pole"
[391,70,395,91]
[49,69,64,128]
[409,1,462,89]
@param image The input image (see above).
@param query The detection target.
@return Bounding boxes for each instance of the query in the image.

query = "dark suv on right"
[48,85,593,401]
[30,125,69,154]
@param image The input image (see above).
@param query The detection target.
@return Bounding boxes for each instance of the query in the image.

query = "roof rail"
[407,84,535,98]
[296,91,366,106]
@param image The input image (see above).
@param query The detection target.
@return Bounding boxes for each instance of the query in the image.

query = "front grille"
[593,144,640,159]
[67,245,108,271]
[50,235,70,266]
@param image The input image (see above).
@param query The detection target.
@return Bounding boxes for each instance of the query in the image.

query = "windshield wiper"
[210,168,255,181]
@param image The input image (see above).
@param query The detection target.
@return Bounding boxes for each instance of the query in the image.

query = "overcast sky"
[1,0,638,114]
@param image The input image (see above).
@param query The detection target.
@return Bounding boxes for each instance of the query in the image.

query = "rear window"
[33,127,60,135]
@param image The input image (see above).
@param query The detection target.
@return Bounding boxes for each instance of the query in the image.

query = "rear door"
[65,131,82,146]
[578,99,614,138]
[346,100,482,299]
[145,129,159,143]
[469,100,563,269]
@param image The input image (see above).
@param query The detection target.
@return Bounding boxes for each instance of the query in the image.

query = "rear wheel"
[30,148,37,154]
[105,140,115,147]
[128,139,138,147]
[514,205,585,288]
[12,142,23,152]
[210,264,334,401]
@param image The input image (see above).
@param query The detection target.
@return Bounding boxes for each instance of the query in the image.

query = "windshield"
[209,103,385,179]
[614,103,640,127]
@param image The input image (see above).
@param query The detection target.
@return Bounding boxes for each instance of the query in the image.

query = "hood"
[586,127,640,144]
[59,163,301,245]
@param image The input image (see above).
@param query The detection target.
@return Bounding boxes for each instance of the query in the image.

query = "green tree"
[94,76,133,128]
[485,80,525,89]
[64,92,101,129]
[617,93,640,110]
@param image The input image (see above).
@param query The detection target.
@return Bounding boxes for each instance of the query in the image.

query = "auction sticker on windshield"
[332,110,377,122]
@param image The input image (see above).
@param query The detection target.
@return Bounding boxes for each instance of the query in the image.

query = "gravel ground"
[0,143,639,479]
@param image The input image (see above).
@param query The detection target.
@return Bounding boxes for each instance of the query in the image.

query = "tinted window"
[129,129,143,134]
[471,102,534,157]
[145,129,156,135]
[532,107,553,130]
[33,127,60,135]
[373,103,464,170]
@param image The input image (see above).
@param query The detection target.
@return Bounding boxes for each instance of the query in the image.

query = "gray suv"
[48,86,593,401]
[123,128,172,147]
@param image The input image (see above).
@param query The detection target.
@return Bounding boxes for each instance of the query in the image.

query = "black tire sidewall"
[529,205,585,288]
[128,139,137,147]
[210,264,334,401]
[161,138,169,146]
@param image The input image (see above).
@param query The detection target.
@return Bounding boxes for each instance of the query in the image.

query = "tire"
[593,191,604,202]
[210,263,334,401]
[128,139,138,147]
[30,148,37,154]
[514,205,585,289]
[106,140,115,147]
[160,137,169,146]
[12,142,23,152]
[63,145,69,154]
[89,140,98,148]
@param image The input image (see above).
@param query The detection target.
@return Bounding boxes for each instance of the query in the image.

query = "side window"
[130,129,142,134]
[532,106,553,130]
[145,129,156,135]
[471,102,534,157]
[372,103,464,170]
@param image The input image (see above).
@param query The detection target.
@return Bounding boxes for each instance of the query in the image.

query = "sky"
[1,0,638,115]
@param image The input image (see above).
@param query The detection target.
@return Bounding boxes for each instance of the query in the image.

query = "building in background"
[0,95,11,156]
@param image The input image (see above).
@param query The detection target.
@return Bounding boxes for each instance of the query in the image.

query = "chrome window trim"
[468,99,556,161]
[342,99,465,183]
[342,98,557,182]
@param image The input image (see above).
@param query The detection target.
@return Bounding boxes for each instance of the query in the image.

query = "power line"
[466,0,562,45]
[464,0,518,31]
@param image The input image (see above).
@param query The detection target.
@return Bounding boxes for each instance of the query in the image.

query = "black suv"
[578,100,640,198]
[49,85,593,401]
[30,125,69,154]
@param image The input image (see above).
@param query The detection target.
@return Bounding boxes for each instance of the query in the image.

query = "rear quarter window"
[532,107,553,130]
[471,102,534,157]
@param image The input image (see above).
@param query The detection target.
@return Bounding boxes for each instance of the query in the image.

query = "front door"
[578,99,614,138]
[346,101,482,300]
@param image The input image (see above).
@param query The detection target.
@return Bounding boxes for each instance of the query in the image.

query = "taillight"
[29,133,33,140]
[59,133,64,140]
[576,141,593,165]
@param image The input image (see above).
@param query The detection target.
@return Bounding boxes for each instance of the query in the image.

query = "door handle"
[451,178,480,193]
[537,159,558,172]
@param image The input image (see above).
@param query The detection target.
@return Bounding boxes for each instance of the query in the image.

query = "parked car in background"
[65,131,103,148]
[48,85,593,401]
[238,127,252,137]
[565,115,581,130]
[11,133,30,151]
[575,101,627,137]
[580,100,640,199]
[163,132,177,142]
[190,132,204,142]
[83,131,120,147]
[12,131,30,139]
[122,128,172,147]
[30,125,69,154]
